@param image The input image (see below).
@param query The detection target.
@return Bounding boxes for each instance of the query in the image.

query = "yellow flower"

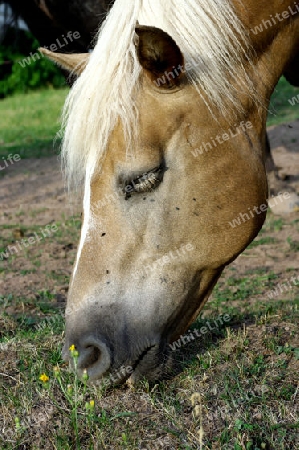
[69,344,79,358]
[39,373,49,383]
[85,399,95,411]
[89,400,95,409]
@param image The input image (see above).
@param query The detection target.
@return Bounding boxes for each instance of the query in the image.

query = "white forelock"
[61,0,255,190]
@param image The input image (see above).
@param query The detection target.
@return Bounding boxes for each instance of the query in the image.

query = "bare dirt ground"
[0,156,80,305]
[1,120,299,303]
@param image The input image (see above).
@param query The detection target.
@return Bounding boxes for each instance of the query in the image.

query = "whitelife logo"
[168,314,231,351]
[288,93,299,106]
[228,192,291,228]
[250,2,299,35]
[18,31,81,68]
[0,153,21,170]
[0,224,58,260]
[191,121,253,157]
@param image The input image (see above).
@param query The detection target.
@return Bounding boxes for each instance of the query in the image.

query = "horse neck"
[234,0,299,95]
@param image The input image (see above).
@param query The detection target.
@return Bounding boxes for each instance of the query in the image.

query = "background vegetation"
[0,88,67,160]
[268,77,299,126]
[0,31,65,98]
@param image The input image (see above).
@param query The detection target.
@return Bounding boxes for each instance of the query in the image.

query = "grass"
[0,88,68,159]
[267,77,299,126]
[247,236,279,249]
[0,293,298,449]
[0,215,80,288]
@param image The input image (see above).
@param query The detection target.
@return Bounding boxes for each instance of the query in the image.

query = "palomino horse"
[43,0,299,383]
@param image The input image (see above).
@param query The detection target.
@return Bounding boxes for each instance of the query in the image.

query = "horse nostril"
[80,345,102,367]
[67,338,111,381]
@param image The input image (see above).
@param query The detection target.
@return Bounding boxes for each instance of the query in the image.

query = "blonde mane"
[61,0,255,190]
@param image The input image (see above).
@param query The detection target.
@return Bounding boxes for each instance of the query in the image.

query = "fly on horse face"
[42,0,299,384]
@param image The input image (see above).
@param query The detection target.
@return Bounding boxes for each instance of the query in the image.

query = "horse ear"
[39,48,89,75]
[135,25,185,88]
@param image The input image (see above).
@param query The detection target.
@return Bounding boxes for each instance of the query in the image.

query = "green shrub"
[0,31,66,97]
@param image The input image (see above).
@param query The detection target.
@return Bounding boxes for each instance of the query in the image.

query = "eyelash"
[124,166,163,197]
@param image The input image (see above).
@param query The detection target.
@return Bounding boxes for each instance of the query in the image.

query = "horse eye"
[124,166,163,199]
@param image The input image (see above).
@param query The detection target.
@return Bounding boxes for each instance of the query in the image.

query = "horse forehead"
[96,95,192,169]
[135,88,198,143]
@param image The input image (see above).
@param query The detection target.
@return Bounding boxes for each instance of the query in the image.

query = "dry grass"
[0,284,298,449]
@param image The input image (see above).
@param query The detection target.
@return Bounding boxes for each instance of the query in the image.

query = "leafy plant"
[0,31,65,98]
